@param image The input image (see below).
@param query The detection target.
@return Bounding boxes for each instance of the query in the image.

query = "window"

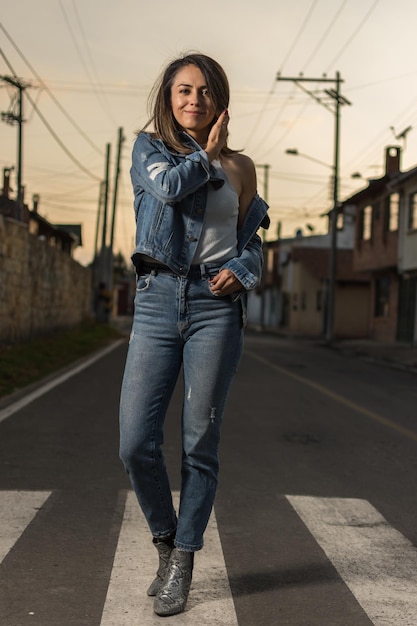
[360,205,373,240]
[384,193,399,232]
[374,276,390,317]
[408,192,417,230]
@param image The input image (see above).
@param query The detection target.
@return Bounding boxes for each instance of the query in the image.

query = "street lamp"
[285,148,333,170]
[277,71,351,343]
[285,146,336,338]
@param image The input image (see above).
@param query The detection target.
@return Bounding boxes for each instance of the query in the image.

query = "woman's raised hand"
[205,110,229,162]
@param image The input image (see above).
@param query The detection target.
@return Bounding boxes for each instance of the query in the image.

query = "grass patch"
[0,320,123,398]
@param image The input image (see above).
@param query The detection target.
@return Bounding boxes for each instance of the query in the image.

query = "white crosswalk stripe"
[100,490,239,625]
[3,490,417,624]
[0,490,51,563]
[287,495,417,626]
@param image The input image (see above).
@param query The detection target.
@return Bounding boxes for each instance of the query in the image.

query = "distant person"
[119,52,269,617]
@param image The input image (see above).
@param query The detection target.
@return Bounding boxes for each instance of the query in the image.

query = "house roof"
[0,196,30,222]
[29,211,82,246]
[341,165,417,207]
[55,224,83,246]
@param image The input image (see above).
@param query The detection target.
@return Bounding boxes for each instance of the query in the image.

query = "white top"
[192,160,239,264]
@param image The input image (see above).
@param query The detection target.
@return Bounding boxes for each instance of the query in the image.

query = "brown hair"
[141,53,235,155]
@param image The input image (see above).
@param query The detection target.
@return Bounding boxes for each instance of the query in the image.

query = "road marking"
[287,495,417,625]
[0,340,124,424]
[4,490,417,624]
[0,490,51,563]
[246,349,417,444]
[100,491,238,625]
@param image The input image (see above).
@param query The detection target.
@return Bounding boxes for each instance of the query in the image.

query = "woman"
[119,53,269,617]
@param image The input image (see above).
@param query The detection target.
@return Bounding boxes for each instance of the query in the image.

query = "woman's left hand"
[209,269,243,296]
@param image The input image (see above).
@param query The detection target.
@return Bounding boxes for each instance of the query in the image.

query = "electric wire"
[324,0,382,73]
[261,0,383,222]
[254,0,365,162]
[249,0,349,161]
[0,22,104,156]
[245,0,319,154]
[0,46,102,182]
[242,77,277,150]
[340,90,417,180]
[24,90,102,181]
[59,0,117,125]
[301,0,349,72]
[72,0,118,124]
[251,95,313,162]
[277,0,319,74]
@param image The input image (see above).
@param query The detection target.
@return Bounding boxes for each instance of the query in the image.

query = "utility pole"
[1,76,28,216]
[94,181,105,262]
[99,143,111,286]
[108,127,125,290]
[256,163,270,328]
[276,71,351,342]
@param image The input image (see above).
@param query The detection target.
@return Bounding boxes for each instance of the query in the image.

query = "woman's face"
[170,64,217,143]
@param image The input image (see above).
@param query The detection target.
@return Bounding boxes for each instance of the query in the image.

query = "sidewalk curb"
[246,325,417,376]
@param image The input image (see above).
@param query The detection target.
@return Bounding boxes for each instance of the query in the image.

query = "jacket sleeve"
[221,232,263,293]
[130,133,211,204]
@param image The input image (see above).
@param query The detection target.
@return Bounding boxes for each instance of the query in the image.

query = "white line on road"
[0,491,51,563]
[287,495,417,626]
[100,491,238,626]
[0,340,124,424]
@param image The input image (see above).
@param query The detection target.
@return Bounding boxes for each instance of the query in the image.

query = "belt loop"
[199,263,207,279]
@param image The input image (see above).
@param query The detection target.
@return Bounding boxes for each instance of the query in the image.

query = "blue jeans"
[119,265,243,551]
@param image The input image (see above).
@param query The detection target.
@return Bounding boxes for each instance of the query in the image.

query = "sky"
[2,0,417,266]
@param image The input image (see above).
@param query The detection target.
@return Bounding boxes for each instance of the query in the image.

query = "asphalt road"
[1,331,417,626]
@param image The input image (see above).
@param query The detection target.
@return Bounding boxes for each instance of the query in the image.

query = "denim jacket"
[130,131,269,295]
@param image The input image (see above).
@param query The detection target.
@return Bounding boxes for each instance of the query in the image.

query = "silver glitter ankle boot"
[147,540,174,597]
[153,548,194,616]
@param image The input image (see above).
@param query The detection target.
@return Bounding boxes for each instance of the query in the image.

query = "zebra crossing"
[100,492,238,625]
[2,490,417,625]
[288,495,417,626]
[0,491,51,563]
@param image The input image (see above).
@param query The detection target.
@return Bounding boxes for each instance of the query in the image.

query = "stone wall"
[0,215,92,343]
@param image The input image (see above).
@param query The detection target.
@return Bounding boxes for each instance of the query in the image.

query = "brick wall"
[0,215,92,343]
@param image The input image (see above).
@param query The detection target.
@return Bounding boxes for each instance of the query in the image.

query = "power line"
[325,0,382,72]
[278,0,319,74]
[24,90,101,181]
[59,0,117,125]
[248,1,347,159]
[302,0,349,73]
[0,21,104,156]
[0,46,101,182]
[246,0,318,151]
[346,70,417,93]
[242,78,277,149]
[276,72,351,343]
[250,0,381,162]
